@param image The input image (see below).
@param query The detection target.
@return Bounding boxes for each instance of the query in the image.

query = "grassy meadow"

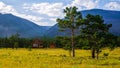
[0,48,120,68]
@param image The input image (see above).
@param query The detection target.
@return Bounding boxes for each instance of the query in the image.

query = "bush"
[63,45,71,50]
[28,45,32,51]
[103,53,109,57]
[82,46,90,50]
[14,42,19,49]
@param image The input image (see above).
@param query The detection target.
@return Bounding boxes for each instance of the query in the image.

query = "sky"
[0,0,120,26]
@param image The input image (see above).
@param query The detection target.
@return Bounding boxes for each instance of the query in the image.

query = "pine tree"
[57,6,83,57]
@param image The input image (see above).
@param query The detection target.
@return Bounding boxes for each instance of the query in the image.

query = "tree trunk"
[69,50,72,57]
[71,29,75,57]
[92,47,95,59]
[96,52,99,59]
[96,49,99,59]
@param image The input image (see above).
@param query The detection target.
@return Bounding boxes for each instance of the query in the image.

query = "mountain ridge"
[45,9,120,37]
[0,9,120,38]
[0,13,49,38]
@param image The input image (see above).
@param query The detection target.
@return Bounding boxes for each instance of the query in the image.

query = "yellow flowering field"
[0,48,120,68]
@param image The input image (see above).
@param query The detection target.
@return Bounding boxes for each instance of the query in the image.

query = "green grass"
[0,48,120,68]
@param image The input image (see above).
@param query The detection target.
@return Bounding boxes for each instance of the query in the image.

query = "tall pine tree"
[57,6,83,57]
[81,14,112,59]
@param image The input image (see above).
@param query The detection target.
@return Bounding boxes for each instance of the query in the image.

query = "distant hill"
[45,9,120,37]
[0,13,49,38]
[0,9,120,38]
[44,24,69,37]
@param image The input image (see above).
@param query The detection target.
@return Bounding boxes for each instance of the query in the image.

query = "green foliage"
[28,45,32,51]
[55,36,71,49]
[41,36,55,48]
[117,36,120,47]
[57,6,82,29]
[75,36,90,49]
[103,33,118,50]
[0,33,31,48]
[57,6,83,57]
[14,42,19,49]
[18,38,31,48]
[9,33,20,48]
[81,14,113,59]
[55,36,64,48]
[103,53,109,57]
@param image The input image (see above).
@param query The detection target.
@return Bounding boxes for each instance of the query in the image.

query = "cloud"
[50,18,56,22]
[105,1,120,10]
[0,2,16,13]
[23,2,64,17]
[12,12,46,26]
[2,0,120,26]
[68,0,100,10]
[0,2,47,26]
[23,2,66,26]
[22,0,101,26]
[14,13,44,25]
[0,0,102,26]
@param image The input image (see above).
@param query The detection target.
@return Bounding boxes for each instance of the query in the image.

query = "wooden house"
[32,39,43,48]
[50,43,56,48]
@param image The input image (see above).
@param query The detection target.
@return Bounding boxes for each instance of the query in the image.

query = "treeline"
[0,34,120,49]
[55,35,120,49]
[0,34,31,48]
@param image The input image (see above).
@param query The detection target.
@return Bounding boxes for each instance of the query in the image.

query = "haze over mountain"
[0,13,50,38]
[45,9,120,37]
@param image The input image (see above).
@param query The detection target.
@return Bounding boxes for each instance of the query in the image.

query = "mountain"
[44,24,68,37]
[45,9,120,37]
[1,9,120,38]
[0,13,49,38]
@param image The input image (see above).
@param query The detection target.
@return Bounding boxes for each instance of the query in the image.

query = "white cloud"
[3,0,120,26]
[22,1,100,26]
[67,0,100,10]
[105,2,120,10]
[23,2,66,26]
[1,0,120,26]
[0,2,47,26]
[13,13,44,25]
[12,12,46,26]
[23,2,64,17]
[0,2,16,13]
[50,18,57,22]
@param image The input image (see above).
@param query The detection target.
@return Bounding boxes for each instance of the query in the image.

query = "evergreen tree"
[57,6,83,57]
[81,14,112,59]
